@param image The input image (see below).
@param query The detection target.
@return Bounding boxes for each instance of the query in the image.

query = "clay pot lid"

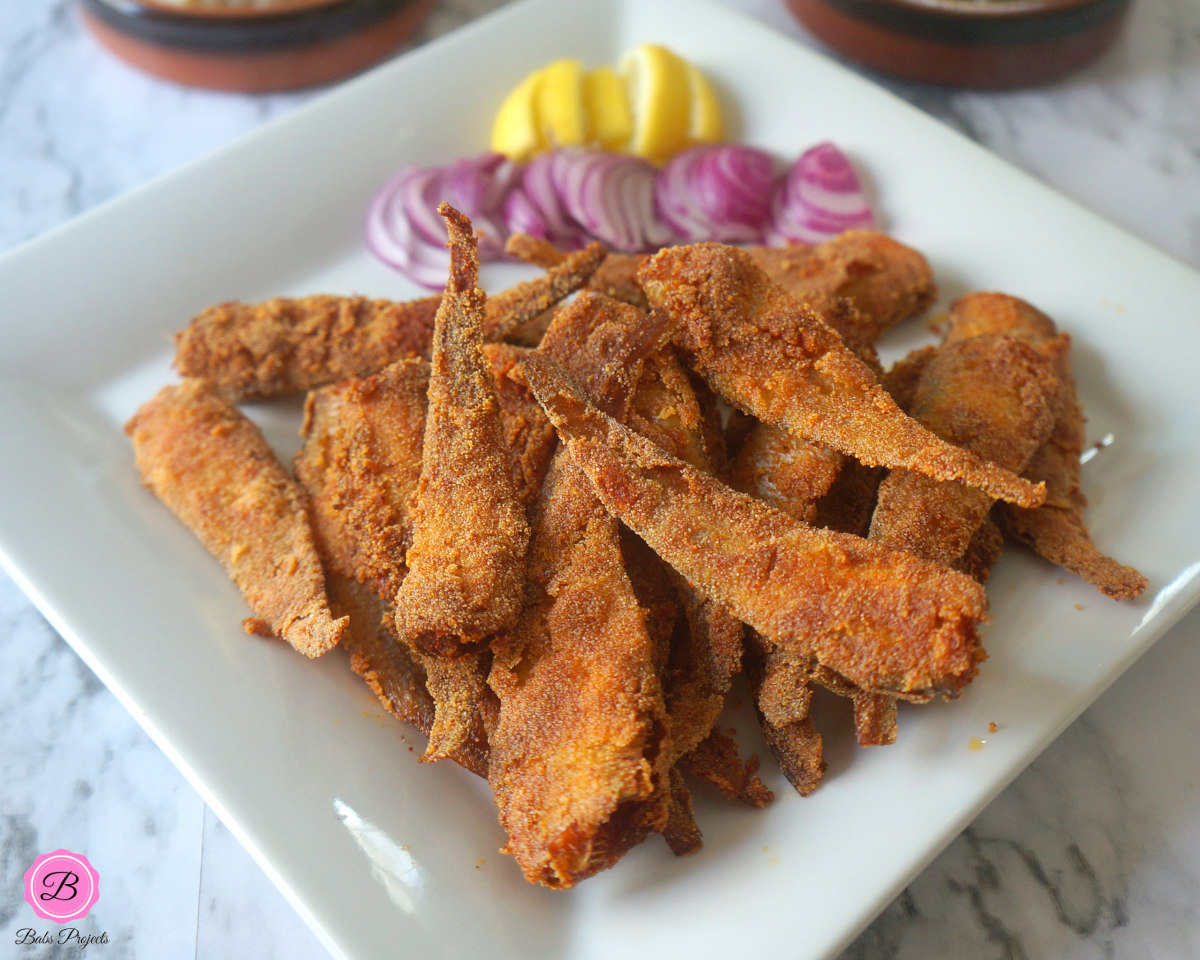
[784,0,1130,89]
[81,0,434,90]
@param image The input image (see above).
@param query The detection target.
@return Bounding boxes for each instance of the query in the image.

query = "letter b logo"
[24,851,99,922]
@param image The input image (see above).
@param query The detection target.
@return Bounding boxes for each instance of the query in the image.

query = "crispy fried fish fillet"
[869,335,1063,568]
[851,335,1057,743]
[174,245,605,401]
[296,348,553,598]
[296,358,428,599]
[392,204,531,658]
[746,641,826,795]
[127,378,346,658]
[730,424,842,523]
[521,353,990,698]
[506,233,650,309]
[487,451,670,888]
[748,230,936,343]
[946,293,1147,600]
[639,243,1044,509]
[329,576,493,776]
[487,293,674,887]
[681,729,773,808]
[296,346,553,765]
[545,294,742,764]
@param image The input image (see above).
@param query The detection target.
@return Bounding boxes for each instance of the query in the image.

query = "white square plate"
[2,1,1199,958]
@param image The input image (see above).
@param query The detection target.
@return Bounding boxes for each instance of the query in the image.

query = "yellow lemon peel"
[491,44,724,164]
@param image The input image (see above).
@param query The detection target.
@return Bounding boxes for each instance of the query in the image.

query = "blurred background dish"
[80,0,434,91]
[783,0,1132,89]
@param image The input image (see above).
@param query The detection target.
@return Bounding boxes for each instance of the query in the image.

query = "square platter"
[1,1,1198,958]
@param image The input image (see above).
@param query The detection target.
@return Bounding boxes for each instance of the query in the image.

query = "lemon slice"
[619,43,692,165]
[491,70,544,161]
[535,58,588,150]
[686,63,724,145]
[583,66,633,152]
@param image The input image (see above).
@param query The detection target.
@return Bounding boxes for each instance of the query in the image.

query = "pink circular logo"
[23,850,100,923]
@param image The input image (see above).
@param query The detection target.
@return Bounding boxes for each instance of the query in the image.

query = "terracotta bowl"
[80,0,434,92]
[783,0,1131,89]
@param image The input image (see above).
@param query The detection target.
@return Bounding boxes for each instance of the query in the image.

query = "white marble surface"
[1,1,1199,957]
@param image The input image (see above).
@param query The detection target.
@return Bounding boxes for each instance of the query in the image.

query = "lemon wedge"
[491,69,544,162]
[493,45,725,164]
[686,63,724,145]
[619,43,693,165]
[535,58,588,150]
[583,66,633,152]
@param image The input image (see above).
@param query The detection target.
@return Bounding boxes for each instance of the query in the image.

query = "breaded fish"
[296,358,428,599]
[487,292,676,887]
[127,378,346,658]
[506,233,650,309]
[869,334,1063,568]
[329,576,493,776]
[296,345,553,765]
[946,293,1147,600]
[487,451,669,888]
[639,243,1044,509]
[393,204,531,658]
[748,229,936,343]
[746,641,826,795]
[174,245,605,401]
[520,352,989,699]
[545,294,742,764]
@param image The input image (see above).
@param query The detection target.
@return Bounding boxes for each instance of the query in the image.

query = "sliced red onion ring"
[765,141,875,246]
[503,152,591,250]
[365,166,456,289]
[365,153,518,288]
[368,142,877,286]
[552,150,678,253]
[656,145,775,243]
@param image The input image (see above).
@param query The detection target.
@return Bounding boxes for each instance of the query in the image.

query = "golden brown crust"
[174,245,604,402]
[127,378,345,657]
[947,293,1147,600]
[392,205,531,658]
[746,641,827,794]
[521,353,989,699]
[174,296,442,402]
[748,230,936,342]
[487,453,669,889]
[869,335,1062,568]
[681,730,773,808]
[296,359,428,599]
[639,243,1044,509]
[329,576,492,777]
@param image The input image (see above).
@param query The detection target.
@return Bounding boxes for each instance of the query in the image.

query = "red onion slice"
[502,152,590,249]
[365,153,519,288]
[656,145,775,243]
[552,150,678,253]
[765,141,875,246]
[365,166,457,289]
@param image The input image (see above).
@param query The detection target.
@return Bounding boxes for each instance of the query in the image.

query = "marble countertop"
[2,1,1199,957]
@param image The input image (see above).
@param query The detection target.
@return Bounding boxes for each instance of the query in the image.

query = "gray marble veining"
[2,0,1199,958]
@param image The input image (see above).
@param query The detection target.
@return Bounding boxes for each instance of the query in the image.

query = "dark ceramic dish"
[80,0,433,91]
[784,0,1131,89]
